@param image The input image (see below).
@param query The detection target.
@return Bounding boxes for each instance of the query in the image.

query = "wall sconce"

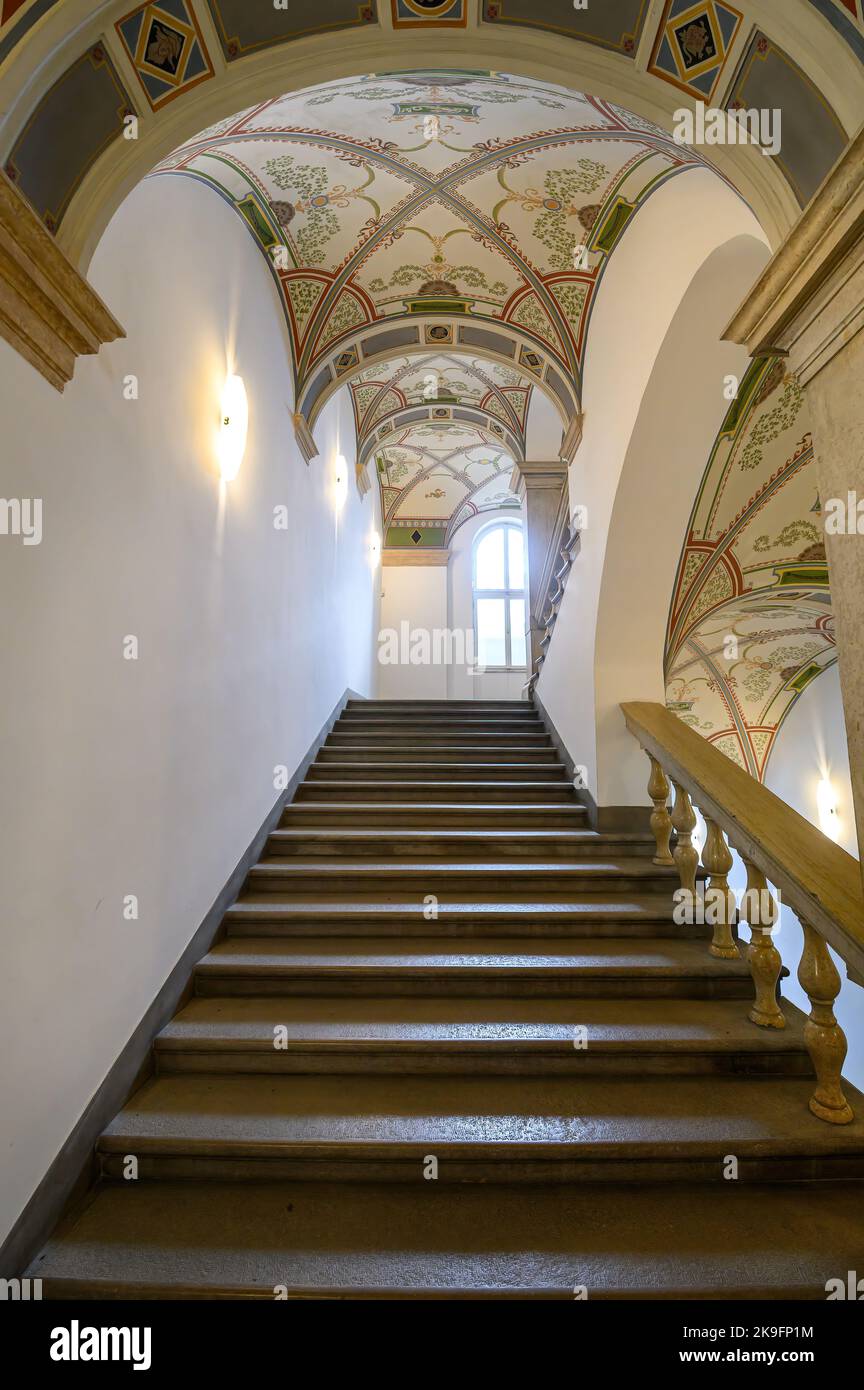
[334,454,349,511]
[217,374,248,481]
[369,529,381,568]
[817,778,841,842]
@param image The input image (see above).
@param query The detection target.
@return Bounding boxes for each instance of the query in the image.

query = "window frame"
[471,520,527,673]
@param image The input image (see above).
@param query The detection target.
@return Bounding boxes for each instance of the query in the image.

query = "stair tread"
[198,936,747,974]
[282,804,587,815]
[158,996,807,1051]
[269,829,639,841]
[226,895,678,918]
[27,1180,864,1298]
[249,857,675,873]
[99,1073,864,1153]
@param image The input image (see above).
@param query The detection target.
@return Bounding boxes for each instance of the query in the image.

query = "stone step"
[280,801,587,828]
[307,761,569,780]
[194,935,749,999]
[244,857,685,896]
[295,779,577,802]
[95,1072,864,1184]
[263,828,654,860]
[327,730,553,747]
[316,745,560,763]
[28,1179,864,1299]
[155,996,811,1077]
[346,700,532,713]
[222,895,690,938]
[334,717,543,733]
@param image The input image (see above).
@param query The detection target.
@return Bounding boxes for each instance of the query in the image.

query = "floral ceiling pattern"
[665,358,834,780]
[155,70,713,396]
[154,68,717,544]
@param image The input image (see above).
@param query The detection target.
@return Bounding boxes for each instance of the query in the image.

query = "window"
[473,522,527,670]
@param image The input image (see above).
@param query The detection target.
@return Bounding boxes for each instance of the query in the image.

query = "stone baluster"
[646,755,673,866]
[670,781,699,917]
[701,817,739,959]
[797,918,853,1124]
[741,859,785,1029]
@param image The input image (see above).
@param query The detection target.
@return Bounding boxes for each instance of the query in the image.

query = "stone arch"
[3,0,858,275]
[535,165,771,806]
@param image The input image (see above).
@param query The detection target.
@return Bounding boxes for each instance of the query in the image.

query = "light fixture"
[369,529,381,568]
[334,454,349,511]
[817,778,841,842]
[217,374,248,481]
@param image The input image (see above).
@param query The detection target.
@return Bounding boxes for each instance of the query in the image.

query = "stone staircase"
[28,699,864,1298]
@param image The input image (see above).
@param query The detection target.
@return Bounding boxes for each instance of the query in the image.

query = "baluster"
[797,919,853,1124]
[742,859,785,1029]
[671,781,699,916]
[646,755,673,865]
[702,817,739,959]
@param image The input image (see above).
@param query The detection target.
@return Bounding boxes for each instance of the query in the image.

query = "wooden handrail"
[621,701,864,981]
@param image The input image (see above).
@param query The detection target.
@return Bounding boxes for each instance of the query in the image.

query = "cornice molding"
[723,125,864,381]
[0,169,124,391]
[510,459,570,500]
[382,548,450,567]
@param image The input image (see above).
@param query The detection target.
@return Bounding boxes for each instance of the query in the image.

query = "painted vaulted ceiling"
[155,70,716,398]
[153,68,720,542]
[351,353,528,546]
[665,358,834,780]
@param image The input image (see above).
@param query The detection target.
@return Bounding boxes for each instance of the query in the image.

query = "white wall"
[536,170,769,807]
[762,666,864,1092]
[0,173,379,1247]
[377,564,449,698]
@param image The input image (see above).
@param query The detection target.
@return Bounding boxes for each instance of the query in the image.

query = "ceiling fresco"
[153,70,717,415]
[350,351,528,544]
[1,1,855,263]
[665,357,834,780]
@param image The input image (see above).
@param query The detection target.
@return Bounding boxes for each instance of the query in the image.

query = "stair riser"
[325,733,555,745]
[155,1049,812,1079]
[223,919,690,939]
[262,835,654,859]
[317,749,562,765]
[194,975,753,1000]
[296,783,576,801]
[345,700,536,711]
[245,869,679,894]
[98,1151,864,1185]
[281,808,586,828]
[308,763,568,780]
[331,728,541,739]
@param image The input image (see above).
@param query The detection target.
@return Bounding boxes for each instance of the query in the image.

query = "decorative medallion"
[116,1,214,111]
[649,1,742,101]
[391,0,467,26]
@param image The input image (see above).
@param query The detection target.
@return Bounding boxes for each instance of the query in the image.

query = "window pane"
[509,598,527,668]
[507,527,524,591]
[475,528,505,590]
[477,598,506,667]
